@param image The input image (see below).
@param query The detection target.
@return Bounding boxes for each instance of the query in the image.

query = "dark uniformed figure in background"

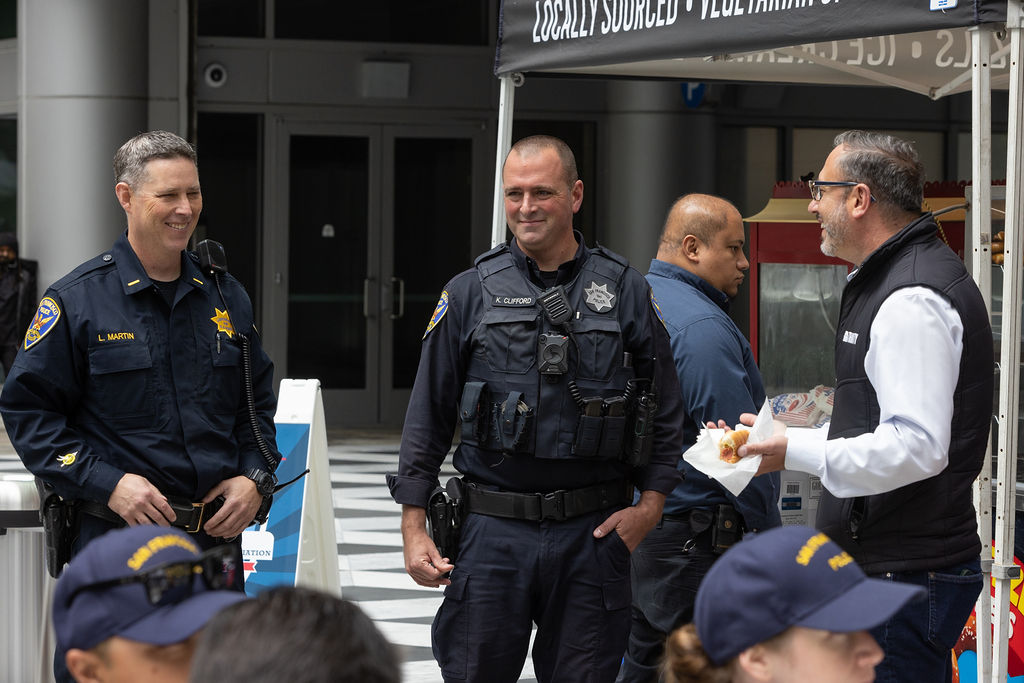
[0,230,38,375]
[0,130,280,682]
[387,135,685,682]
[617,195,781,682]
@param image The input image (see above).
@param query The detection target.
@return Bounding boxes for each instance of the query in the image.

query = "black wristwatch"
[243,468,277,497]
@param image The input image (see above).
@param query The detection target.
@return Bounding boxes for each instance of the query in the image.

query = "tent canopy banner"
[495,0,1008,78]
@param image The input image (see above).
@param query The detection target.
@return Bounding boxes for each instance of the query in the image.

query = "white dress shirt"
[785,285,964,497]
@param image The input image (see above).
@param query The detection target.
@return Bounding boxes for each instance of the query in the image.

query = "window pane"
[195,112,262,317]
[198,0,265,38]
[287,135,369,389]
[758,263,847,396]
[275,0,488,45]
[392,137,473,388]
[0,0,13,39]
[0,118,14,234]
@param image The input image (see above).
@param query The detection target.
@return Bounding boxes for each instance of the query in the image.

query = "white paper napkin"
[683,400,776,496]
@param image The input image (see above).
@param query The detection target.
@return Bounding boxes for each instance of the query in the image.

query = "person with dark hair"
[617,194,780,682]
[0,130,281,682]
[729,130,993,682]
[0,230,37,376]
[189,586,401,683]
[54,525,246,683]
[661,525,924,683]
[387,134,685,682]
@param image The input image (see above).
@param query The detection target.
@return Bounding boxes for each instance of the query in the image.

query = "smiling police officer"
[0,131,280,682]
[387,135,685,682]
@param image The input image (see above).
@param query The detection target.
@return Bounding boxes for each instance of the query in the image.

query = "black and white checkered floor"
[0,431,538,683]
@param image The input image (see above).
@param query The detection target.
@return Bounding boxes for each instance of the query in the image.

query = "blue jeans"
[869,558,983,683]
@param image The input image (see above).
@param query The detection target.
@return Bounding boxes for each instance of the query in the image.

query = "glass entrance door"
[268,121,486,426]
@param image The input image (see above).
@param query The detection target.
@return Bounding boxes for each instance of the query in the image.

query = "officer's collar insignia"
[584,281,615,312]
[56,451,78,468]
[211,308,235,337]
[24,297,61,350]
[424,290,449,339]
[493,295,534,307]
[650,291,666,328]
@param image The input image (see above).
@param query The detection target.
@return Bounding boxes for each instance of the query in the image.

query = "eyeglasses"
[69,545,239,606]
[808,180,877,203]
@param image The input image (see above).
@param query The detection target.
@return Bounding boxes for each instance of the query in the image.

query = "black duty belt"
[79,496,220,534]
[464,480,633,522]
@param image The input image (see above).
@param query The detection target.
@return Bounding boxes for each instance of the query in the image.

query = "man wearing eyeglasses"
[729,130,992,683]
[54,525,246,683]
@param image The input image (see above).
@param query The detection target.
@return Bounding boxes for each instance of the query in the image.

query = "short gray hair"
[113,131,197,188]
[833,130,924,214]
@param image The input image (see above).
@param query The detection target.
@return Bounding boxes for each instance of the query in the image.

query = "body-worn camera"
[539,333,570,375]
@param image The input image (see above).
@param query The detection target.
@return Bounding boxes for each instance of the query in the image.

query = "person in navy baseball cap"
[661,525,927,683]
[53,525,247,683]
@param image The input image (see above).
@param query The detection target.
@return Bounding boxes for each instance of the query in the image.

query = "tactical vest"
[458,244,640,461]
[816,214,993,573]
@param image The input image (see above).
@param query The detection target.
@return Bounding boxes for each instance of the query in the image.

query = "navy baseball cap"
[694,525,926,665]
[53,525,247,652]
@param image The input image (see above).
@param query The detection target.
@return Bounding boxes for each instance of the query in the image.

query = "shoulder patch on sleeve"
[423,290,449,339]
[24,297,61,350]
[650,290,666,328]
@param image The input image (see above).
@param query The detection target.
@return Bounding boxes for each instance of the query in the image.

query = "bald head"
[658,195,741,255]
[656,194,749,297]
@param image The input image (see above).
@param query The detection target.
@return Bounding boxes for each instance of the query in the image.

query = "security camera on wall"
[203,63,228,88]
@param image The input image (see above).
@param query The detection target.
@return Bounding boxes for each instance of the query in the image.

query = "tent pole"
[993,3,1024,682]
[491,74,520,247]
[969,23,994,683]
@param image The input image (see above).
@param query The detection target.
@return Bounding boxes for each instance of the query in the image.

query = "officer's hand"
[593,490,665,552]
[202,476,262,539]
[108,473,176,526]
[401,505,453,588]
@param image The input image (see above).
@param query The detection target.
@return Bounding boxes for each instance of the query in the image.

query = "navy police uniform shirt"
[390,234,685,509]
[0,232,280,504]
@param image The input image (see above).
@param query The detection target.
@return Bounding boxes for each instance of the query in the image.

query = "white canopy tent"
[491,1,1022,680]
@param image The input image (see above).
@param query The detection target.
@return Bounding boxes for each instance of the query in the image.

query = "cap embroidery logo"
[56,451,77,467]
[584,281,615,312]
[424,290,449,339]
[795,532,830,565]
[24,297,61,350]
[127,534,200,570]
[211,308,235,337]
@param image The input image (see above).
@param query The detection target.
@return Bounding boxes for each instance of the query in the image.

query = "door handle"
[390,277,405,320]
[363,278,372,319]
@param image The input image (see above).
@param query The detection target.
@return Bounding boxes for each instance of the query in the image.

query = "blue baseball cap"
[694,525,926,665]
[53,525,247,652]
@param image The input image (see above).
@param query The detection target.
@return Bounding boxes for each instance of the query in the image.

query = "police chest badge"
[424,290,449,339]
[24,297,61,350]
[584,281,616,313]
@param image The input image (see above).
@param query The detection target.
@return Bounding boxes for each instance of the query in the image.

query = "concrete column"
[602,80,716,270]
[18,0,150,290]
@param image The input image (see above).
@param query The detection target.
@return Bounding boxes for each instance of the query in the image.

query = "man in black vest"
[731,130,992,683]
[387,135,684,682]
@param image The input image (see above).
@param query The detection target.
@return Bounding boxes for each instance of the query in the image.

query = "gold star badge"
[211,308,235,337]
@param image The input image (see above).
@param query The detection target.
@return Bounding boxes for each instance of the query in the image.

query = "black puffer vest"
[816,214,993,573]
[459,244,638,461]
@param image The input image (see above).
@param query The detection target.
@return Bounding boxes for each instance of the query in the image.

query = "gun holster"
[426,478,464,563]
[36,479,77,579]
